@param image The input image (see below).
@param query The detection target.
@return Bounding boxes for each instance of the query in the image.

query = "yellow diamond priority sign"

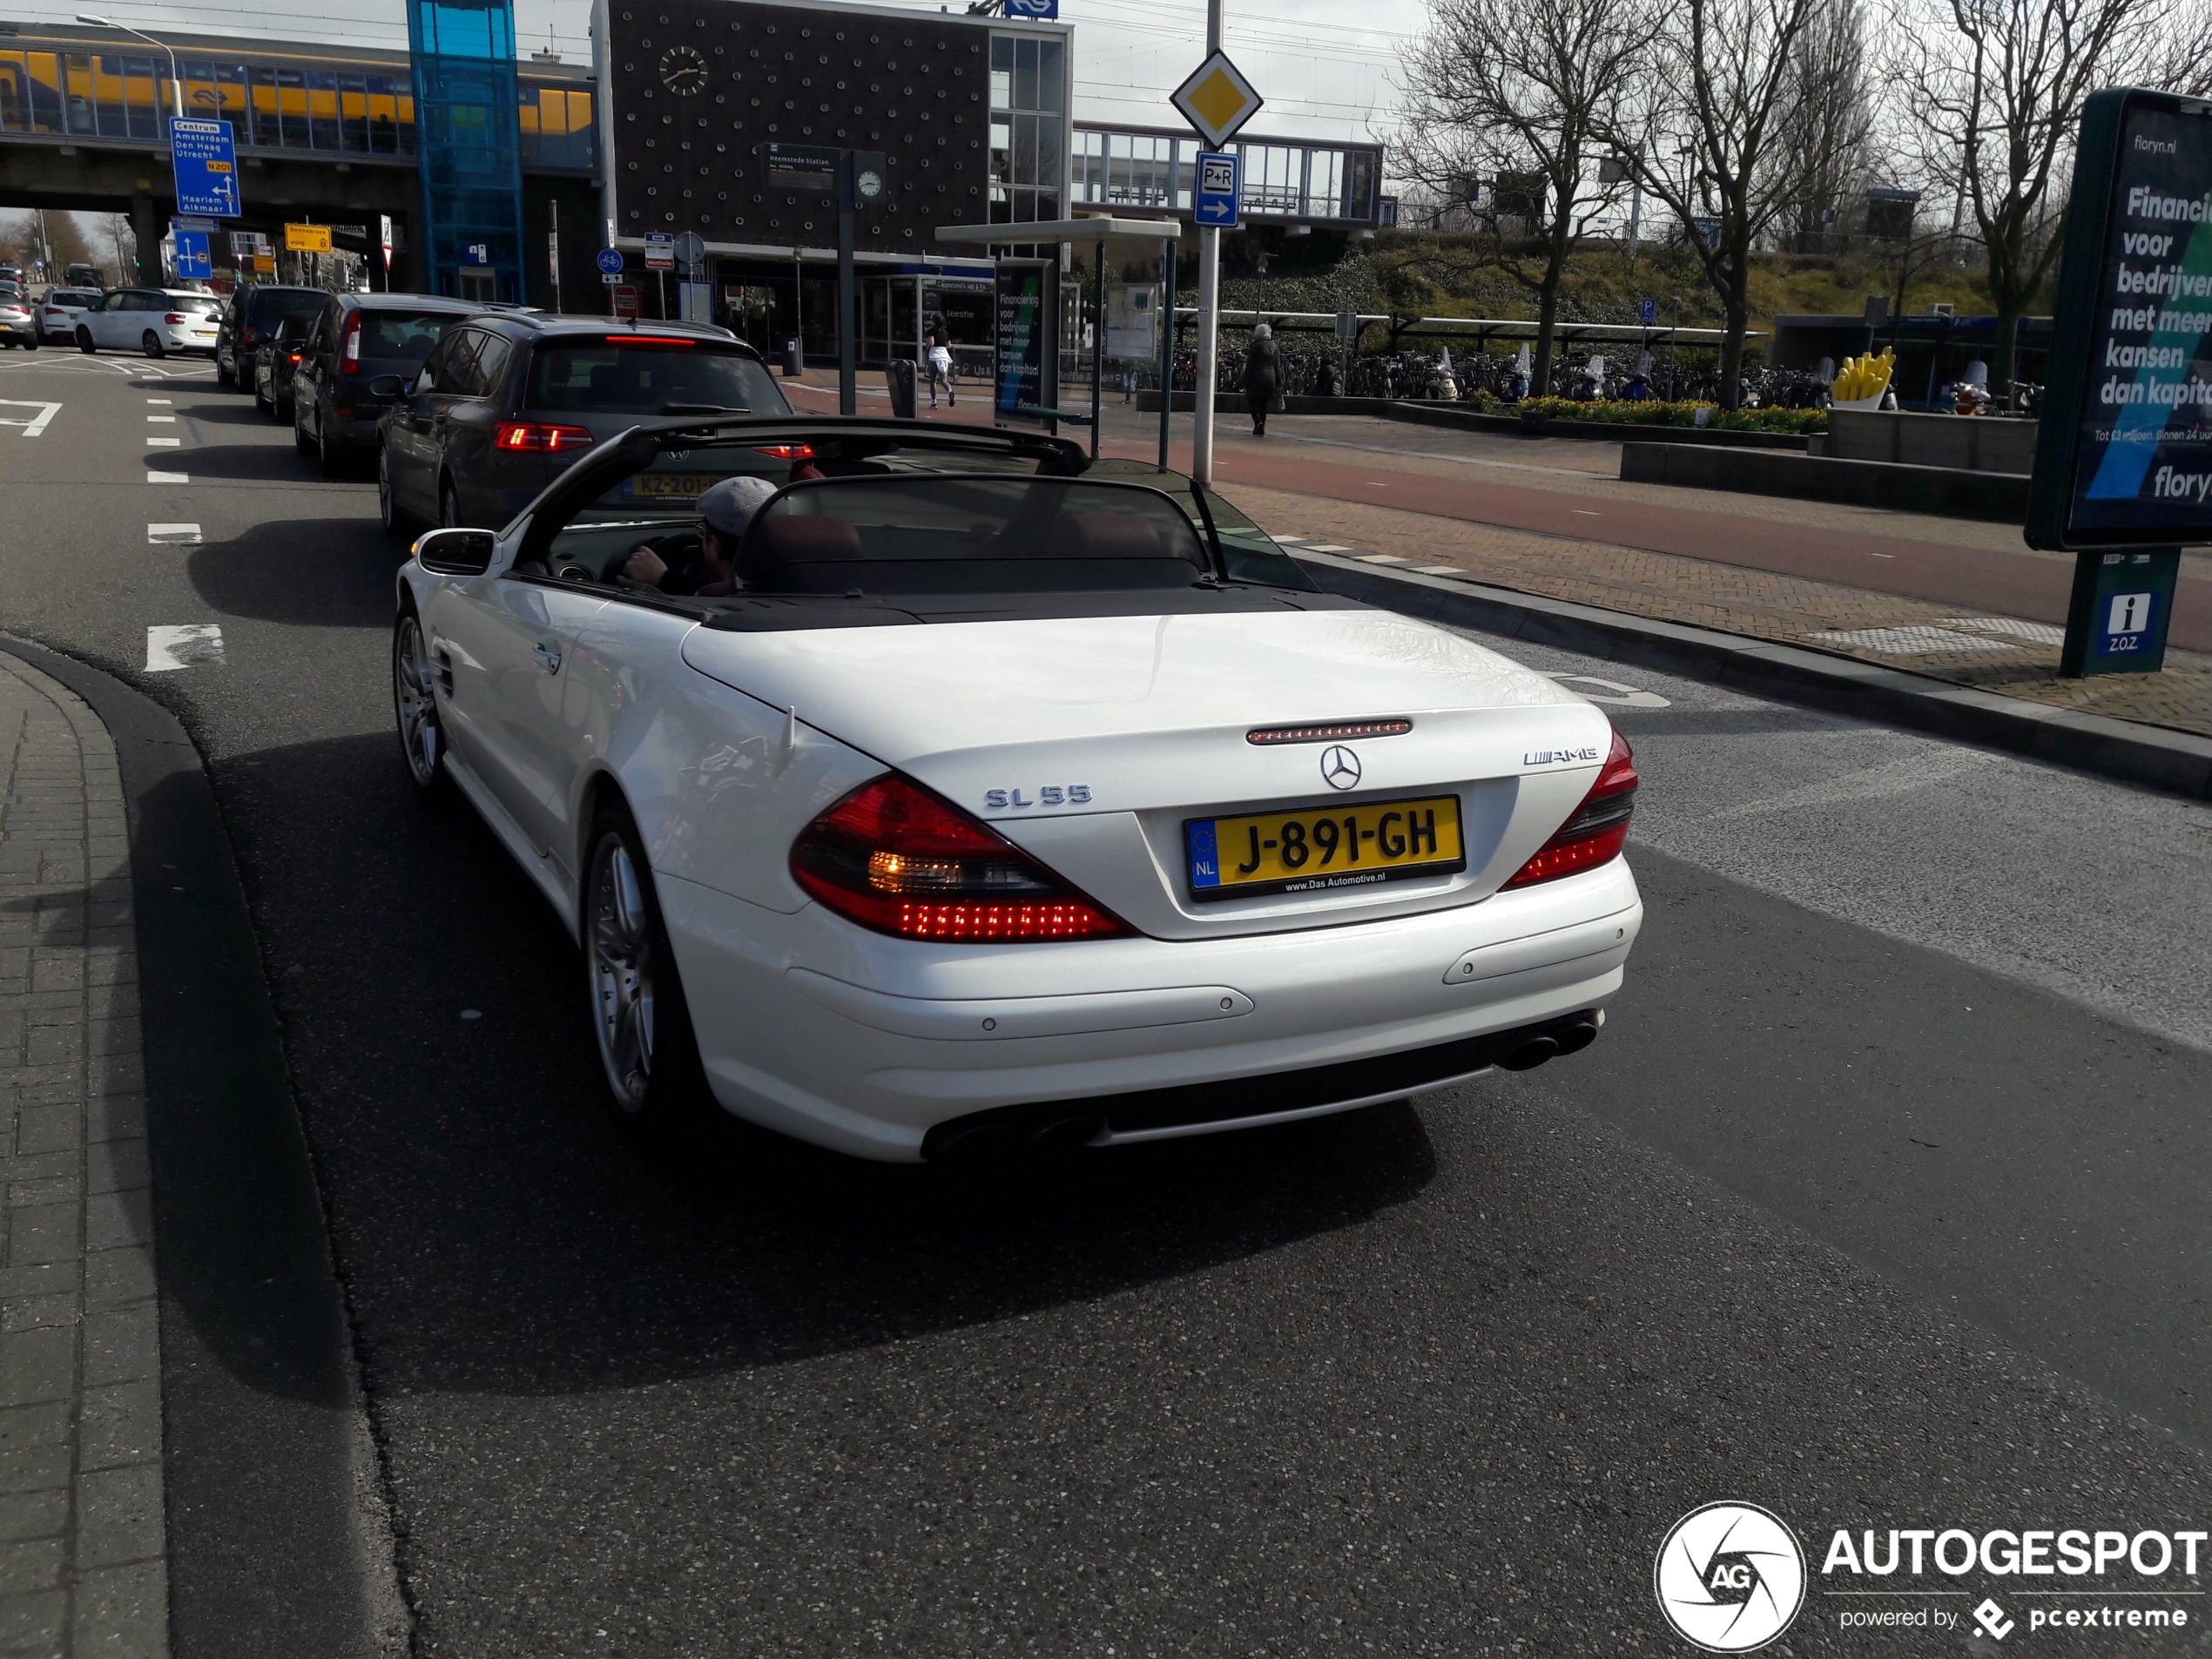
[1170,51,1263,148]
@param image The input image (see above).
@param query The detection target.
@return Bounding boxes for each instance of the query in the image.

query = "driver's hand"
[617,544,668,589]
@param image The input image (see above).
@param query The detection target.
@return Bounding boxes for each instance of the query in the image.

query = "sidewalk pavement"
[0,653,167,1658]
[1217,481,2212,740]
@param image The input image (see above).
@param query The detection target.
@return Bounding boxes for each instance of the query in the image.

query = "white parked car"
[0,286,38,349]
[37,287,104,344]
[394,421,1643,1161]
[73,287,223,357]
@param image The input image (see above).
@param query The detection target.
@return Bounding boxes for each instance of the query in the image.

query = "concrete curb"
[1295,550,2212,801]
[0,637,408,1658]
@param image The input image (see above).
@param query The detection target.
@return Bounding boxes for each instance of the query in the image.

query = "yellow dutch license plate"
[1186,795,1464,900]
[626,472,723,500]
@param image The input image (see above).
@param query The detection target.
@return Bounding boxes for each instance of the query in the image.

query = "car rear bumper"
[659,856,1643,1161]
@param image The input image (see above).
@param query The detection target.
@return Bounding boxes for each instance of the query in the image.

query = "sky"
[19,0,1428,143]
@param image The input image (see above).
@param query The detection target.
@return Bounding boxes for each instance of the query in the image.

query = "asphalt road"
[3,352,2210,1657]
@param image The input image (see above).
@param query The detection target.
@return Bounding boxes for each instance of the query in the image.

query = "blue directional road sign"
[1638,297,1656,325]
[1005,0,1058,15]
[596,247,624,275]
[168,118,240,219]
[171,229,212,281]
[1194,151,1240,228]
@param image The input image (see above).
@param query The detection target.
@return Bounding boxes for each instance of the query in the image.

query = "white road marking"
[1939,616,2067,644]
[1302,543,1354,554]
[0,399,62,437]
[146,437,181,446]
[1809,624,2013,656]
[1355,553,1411,565]
[145,397,172,405]
[1412,563,1466,576]
[1548,673,1672,709]
[146,470,189,484]
[146,415,176,423]
[146,523,201,544]
[145,624,224,671]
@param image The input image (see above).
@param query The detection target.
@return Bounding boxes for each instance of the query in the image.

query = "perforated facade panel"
[600,0,1062,254]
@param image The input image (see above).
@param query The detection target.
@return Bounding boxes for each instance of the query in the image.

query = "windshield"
[738,475,1209,595]
[248,289,326,325]
[361,310,461,357]
[524,341,788,417]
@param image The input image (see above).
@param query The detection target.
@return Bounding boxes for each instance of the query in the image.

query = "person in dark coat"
[1242,322,1281,436]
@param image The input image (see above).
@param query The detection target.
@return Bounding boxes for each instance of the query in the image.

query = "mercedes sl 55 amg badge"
[1319,745,1362,789]
[983,786,1093,808]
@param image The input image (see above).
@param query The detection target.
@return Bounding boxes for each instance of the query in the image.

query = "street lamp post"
[77,14,183,122]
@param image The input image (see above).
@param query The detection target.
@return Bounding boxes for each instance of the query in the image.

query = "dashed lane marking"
[145,624,224,671]
[146,437,180,446]
[146,415,176,423]
[146,470,189,484]
[1355,554,1411,565]
[145,397,172,405]
[0,399,61,437]
[1412,563,1466,576]
[146,523,201,545]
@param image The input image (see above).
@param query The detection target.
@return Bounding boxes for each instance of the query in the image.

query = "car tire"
[392,607,450,800]
[141,330,164,359]
[22,338,36,353]
[314,410,341,476]
[583,802,711,1134]
[75,327,94,354]
[215,356,234,388]
[377,443,413,538]
[293,408,314,454]
[439,480,463,529]
[254,377,273,416]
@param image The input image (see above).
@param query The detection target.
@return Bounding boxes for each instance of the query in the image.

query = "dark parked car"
[374,315,791,533]
[290,293,478,474]
[216,284,325,389]
[253,314,313,422]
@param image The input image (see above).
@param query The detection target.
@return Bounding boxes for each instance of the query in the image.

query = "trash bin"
[782,338,802,377]
[885,357,917,420]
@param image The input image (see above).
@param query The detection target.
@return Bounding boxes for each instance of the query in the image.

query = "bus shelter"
[935,215,1183,466]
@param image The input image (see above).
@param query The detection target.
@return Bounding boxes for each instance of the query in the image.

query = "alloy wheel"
[393,614,442,791]
[588,836,656,1112]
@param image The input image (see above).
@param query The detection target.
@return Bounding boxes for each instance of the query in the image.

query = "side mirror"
[412,527,496,576]
[368,374,406,398]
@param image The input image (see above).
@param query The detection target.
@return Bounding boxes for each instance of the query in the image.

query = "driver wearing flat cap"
[617,474,779,597]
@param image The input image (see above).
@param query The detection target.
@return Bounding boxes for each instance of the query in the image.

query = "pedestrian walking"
[925,313,955,408]
[1242,322,1281,436]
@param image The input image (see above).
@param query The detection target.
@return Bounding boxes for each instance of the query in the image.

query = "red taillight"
[286,348,303,363]
[165,313,188,323]
[340,310,361,371]
[1501,729,1638,890]
[752,442,816,459]
[600,334,693,347]
[493,421,596,454]
[790,775,1130,942]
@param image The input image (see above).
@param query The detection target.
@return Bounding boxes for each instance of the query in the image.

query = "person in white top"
[924,314,955,409]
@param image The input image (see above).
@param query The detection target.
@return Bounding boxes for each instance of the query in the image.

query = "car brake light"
[790,775,1130,942]
[752,443,816,459]
[340,311,361,371]
[493,421,596,453]
[1501,729,1637,890]
[599,334,692,347]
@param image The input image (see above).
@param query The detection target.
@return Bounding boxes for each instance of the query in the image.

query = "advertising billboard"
[2029,88,2212,551]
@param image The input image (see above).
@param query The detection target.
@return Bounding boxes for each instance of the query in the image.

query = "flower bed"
[1459,393,1826,435]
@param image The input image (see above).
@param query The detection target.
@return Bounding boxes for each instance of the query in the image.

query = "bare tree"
[2146,0,2212,97]
[1600,0,1824,406]
[1393,0,1658,395]
[1778,0,1879,252]
[1889,0,2156,393]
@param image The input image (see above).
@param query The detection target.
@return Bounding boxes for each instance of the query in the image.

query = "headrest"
[747,515,865,566]
[1067,514,1166,560]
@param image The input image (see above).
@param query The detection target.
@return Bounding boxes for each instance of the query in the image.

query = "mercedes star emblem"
[1319,745,1362,789]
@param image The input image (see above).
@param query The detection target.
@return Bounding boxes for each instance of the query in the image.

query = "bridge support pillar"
[131,185,160,287]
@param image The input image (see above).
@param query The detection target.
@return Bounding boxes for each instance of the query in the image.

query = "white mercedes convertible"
[393,417,1642,1160]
